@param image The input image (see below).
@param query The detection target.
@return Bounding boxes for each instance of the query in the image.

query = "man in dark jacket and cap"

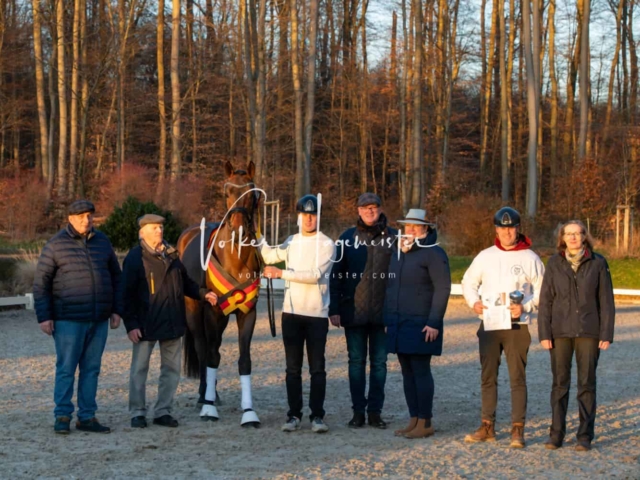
[121,214,217,429]
[329,193,397,428]
[34,199,123,435]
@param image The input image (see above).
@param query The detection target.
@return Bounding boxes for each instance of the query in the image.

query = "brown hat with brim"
[138,213,166,228]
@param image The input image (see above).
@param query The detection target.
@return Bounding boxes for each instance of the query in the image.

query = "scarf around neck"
[565,247,585,272]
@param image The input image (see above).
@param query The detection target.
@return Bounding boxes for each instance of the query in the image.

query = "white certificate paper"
[482,293,512,331]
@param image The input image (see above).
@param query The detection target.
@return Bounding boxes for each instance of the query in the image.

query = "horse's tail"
[183,325,201,379]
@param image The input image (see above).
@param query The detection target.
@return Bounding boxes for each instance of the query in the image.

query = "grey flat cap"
[68,199,95,215]
[138,213,166,228]
[357,192,381,207]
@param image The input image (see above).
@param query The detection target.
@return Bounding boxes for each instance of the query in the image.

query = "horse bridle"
[223,180,260,232]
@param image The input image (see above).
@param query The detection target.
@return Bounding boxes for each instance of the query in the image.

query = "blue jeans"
[53,320,109,421]
[344,324,387,414]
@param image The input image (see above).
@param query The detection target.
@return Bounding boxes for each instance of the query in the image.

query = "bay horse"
[178,161,263,427]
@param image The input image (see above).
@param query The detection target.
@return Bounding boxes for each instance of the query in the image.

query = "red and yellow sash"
[206,230,260,316]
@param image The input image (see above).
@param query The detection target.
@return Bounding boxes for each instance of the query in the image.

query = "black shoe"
[54,416,71,435]
[348,412,365,428]
[153,415,179,428]
[368,413,387,429]
[76,418,111,434]
[575,439,592,452]
[131,416,147,428]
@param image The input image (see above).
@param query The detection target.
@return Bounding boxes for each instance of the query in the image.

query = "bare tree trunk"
[56,0,68,196]
[186,0,197,165]
[157,0,167,196]
[170,0,181,183]
[630,0,638,124]
[499,0,509,201]
[69,0,82,196]
[399,0,409,211]
[523,0,540,218]
[480,0,499,173]
[604,0,624,141]
[116,0,125,170]
[410,0,423,207]
[77,0,89,196]
[255,0,267,183]
[578,0,590,161]
[48,24,57,191]
[358,0,369,193]
[548,0,559,190]
[303,0,318,195]
[564,13,580,163]
[32,0,49,184]
[291,0,305,197]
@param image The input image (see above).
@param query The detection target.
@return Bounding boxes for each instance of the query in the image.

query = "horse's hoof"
[201,416,219,422]
[199,404,219,421]
[242,421,260,429]
[241,409,260,427]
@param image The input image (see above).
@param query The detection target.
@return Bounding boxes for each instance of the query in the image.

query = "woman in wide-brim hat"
[383,209,451,438]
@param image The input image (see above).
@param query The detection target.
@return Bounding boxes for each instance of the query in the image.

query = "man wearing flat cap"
[120,214,218,428]
[329,192,397,429]
[34,199,123,434]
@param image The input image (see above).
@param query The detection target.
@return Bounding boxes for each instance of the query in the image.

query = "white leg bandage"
[240,375,253,411]
[205,367,217,402]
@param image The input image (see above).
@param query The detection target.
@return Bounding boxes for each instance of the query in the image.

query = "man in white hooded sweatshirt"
[260,194,336,433]
[462,207,545,449]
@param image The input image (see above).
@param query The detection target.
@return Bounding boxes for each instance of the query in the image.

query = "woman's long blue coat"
[384,230,451,356]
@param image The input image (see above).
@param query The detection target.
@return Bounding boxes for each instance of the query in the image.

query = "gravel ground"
[0,298,639,479]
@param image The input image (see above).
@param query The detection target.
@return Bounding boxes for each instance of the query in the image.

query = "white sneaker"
[281,416,301,432]
[311,417,329,433]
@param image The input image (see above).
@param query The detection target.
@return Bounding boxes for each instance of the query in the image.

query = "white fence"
[1,284,638,310]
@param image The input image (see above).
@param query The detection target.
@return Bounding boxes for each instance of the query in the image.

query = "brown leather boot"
[464,420,496,443]
[394,417,418,437]
[510,423,525,448]
[403,418,435,439]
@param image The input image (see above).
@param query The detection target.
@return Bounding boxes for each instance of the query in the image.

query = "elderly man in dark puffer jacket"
[34,200,122,435]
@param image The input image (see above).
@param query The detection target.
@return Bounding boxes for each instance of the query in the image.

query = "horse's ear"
[247,161,255,179]
[224,161,234,177]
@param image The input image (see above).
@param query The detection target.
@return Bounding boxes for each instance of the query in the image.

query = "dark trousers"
[549,337,600,442]
[344,324,387,414]
[398,353,434,419]
[477,324,531,424]
[281,313,328,421]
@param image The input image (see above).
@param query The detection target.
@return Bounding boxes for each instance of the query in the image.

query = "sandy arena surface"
[0,298,639,479]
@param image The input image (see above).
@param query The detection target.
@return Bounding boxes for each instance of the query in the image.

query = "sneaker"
[464,420,496,443]
[54,416,71,435]
[348,412,365,428]
[131,416,147,428]
[281,416,301,432]
[311,417,329,433]
[368,413,387,429]
[76,417,111,434]
[510,423,525,448]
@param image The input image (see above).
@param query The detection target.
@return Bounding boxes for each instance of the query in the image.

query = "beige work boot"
[464,420,496,443]
[510,423,525,448]
[394,417,417,437]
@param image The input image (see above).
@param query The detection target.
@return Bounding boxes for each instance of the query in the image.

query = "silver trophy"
[509,290,524,322]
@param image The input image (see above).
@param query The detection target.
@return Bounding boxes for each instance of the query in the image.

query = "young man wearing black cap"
[34,199,123,434]
[461,207,545,448]
[260,195,336,433]
[329,192,397,429]
[120,214,217,428]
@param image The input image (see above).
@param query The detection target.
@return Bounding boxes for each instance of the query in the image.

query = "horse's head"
[223,161,260,236]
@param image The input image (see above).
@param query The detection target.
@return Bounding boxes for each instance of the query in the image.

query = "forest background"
[1,0,639,274]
